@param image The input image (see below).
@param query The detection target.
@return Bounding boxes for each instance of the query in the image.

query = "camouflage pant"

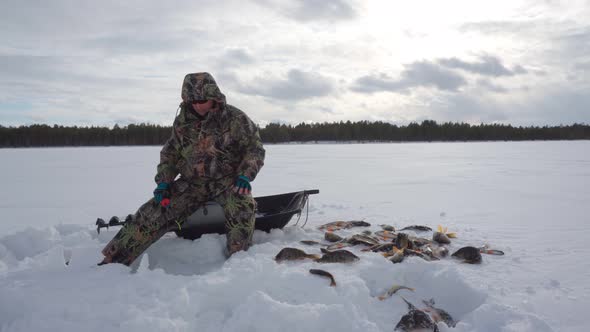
[100,178,256,266]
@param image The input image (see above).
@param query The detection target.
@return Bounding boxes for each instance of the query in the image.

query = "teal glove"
[234,175,252,193]
[153,182,171,206]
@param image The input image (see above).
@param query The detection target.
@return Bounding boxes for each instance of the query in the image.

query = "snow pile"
[0,223,554,331]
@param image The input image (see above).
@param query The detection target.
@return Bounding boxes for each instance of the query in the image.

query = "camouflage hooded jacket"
[155,72,265,190]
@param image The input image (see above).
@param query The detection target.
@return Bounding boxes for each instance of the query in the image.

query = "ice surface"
[1,141,589,331]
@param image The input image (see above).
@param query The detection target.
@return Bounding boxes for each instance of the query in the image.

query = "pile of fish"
[273,220,505,331]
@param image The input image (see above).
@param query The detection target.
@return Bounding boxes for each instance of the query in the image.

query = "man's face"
[192,99,214,115]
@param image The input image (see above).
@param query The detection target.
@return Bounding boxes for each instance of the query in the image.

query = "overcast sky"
[1,0,589,127]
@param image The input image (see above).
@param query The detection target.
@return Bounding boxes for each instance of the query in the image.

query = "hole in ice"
[144,234,227,276]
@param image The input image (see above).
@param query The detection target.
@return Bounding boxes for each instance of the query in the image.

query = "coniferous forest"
[0,120,589,147]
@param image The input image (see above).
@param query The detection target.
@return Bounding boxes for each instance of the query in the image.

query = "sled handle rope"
[301,194,311,228]
[293,189,318,228]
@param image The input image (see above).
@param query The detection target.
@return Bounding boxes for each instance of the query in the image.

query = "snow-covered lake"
[1,141,589,331]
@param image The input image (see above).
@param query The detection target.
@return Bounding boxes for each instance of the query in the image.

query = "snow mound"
[0,222,562,332]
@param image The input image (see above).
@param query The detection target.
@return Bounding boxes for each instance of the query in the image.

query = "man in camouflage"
[99,72,265,266]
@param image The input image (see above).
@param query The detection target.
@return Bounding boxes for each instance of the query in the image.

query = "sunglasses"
[191,100,209,105]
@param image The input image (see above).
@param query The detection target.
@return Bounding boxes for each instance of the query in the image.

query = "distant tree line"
[0,120,589,147]
[0,124,170,147]
[260,120,590,143]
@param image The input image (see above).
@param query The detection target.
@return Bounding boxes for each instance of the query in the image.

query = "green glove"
[235,175,252,191]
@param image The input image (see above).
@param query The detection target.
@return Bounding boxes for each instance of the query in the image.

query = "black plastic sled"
[96,189,319,240]
[177,189,319,240]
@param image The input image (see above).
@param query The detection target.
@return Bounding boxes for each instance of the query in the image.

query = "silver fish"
[317,249,360,263]
[396,232,411,249]
[324,232,343,243]
[380,224,396,232]
[432,232,451,244]
[395,297,439,331]
[389,248,405,264]
[377,285,415,300]
[274,248,320,262]
[309,269,336,286]
[399,225,432,232]
[422,299,457,328]
[451,246,482,264]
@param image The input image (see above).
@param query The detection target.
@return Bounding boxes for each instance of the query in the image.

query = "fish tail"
[447,232,457,238]
[329,277,336,287]
[437,225,443,233]
[482,249,505,255]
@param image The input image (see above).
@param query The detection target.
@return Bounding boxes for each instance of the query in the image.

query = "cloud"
[351,55,529,95]
[458,18,589,71]
[395,82,590,126]
[437,55,526,77]
[224,49,255,64]
[476,79,508,93]
[257,0,358,22]
[352,61,467,93]
[573,61,590,79]
[430,93,510,124]
[458,20,538,35]
[0,55,145,96]
[237,69,335,101]
[529,88,590,125]
[513,65,528,75]
[0,55,63,80]
[80,33,189,56]
[551,26,590,58]
[318,107,339,114]
[574,61,590,70]
[458,8,590,57]
[216,48,256,68]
